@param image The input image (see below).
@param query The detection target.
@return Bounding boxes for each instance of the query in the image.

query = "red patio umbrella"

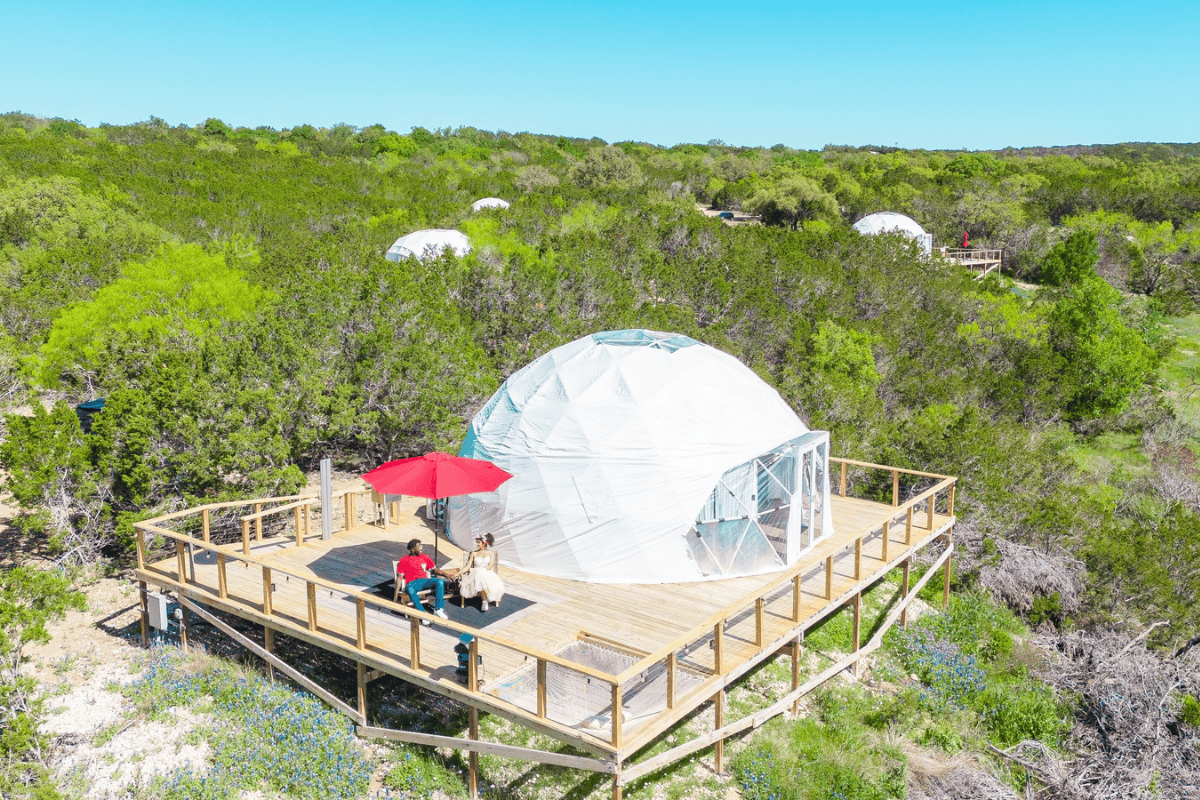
[362,452,513,560]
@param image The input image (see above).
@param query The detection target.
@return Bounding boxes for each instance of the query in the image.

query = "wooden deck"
[134,457,956,785]
[940,246,1003,279]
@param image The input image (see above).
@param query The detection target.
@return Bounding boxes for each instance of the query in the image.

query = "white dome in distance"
[385,229,472,262]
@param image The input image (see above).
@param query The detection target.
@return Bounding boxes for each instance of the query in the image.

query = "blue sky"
[5,0,1197,150]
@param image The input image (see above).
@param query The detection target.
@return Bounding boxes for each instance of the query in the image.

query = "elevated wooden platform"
[940,247,1003,279]
[133,458,956,795]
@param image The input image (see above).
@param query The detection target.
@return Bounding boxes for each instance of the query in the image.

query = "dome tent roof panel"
[852,211,927,238]
[448,329,824,584]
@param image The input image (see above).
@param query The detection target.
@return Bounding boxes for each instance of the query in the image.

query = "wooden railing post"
[666,652,676,709]
[468,637,479,691]
[306,582,317,631]
[217,553,228,599]
[854,537,862,580]
[905,506,913,545]
[611,683,623,748]
[262,567,273,615]
[303,503,311,541]
[254,502,263,540]
[294,506,303,547]
[241,518,251,555]
[201,509,210,544]
[839,461,847,497]
[881,520,889,562]
[136,527,146,571]
[356,599,366,651]
[891,470,899,506]
[536,658,547,718]
[825,555,834,599]
[755,597,764,647]
[713,622,724,675]
[927,492,936,530]
[410,617,421,671]
[792,573,802,623]
[344,492,355,532]
[947,483,956,517]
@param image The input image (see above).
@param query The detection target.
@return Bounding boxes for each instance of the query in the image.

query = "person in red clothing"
[397,539,452,621]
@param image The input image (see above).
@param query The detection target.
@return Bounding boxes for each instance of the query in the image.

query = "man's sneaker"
[420,618,431,626]
[434,608,448,620]
[481,599,489,612]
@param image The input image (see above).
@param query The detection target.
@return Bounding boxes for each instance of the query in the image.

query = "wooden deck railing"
[136,459,956,753]
[134,492,628,749]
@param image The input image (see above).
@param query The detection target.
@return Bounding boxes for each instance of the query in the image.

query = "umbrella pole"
[434,498,441,564]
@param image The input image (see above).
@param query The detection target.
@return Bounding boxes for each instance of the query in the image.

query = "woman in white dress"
[459,533,505,611]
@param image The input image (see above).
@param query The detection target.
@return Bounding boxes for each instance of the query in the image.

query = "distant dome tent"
[471,197,510,212]
[385,229,472,262]
[852,211,933,255]
[447,329,833,584]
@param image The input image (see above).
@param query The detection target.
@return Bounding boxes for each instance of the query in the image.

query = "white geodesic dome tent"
[385,229,472,262]
[447,330,833,584]
[471,197,510,212]
[853,211,933,256]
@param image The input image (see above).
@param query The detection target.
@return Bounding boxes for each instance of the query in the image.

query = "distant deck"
[134,457,956,791]
[940,246,1003,279]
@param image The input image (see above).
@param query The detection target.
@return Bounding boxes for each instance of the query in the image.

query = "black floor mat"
[369,580,533,629]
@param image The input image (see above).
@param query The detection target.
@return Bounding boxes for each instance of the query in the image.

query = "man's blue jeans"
[405,577,445,611]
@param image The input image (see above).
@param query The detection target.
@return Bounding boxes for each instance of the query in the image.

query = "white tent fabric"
[448,329,834,584]
[471,197,510,212]
[385,229,472,262]
[852,211,933,255]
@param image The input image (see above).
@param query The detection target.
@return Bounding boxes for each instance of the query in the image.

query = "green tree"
[743,174,839,230]
[1038,230,1099,286]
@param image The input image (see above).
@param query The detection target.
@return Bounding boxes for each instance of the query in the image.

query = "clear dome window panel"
[729,522,784,574]
[701,464,754,522]
[757,507,790,562]
[757,454,796,513]
[685,528,719,575]
[697,518,752,574]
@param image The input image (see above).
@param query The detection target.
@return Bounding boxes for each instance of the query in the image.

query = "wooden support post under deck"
[241,518,250,555]
[825,555,833,599]
[611,683,623,748]
[536,659,547,717]
[755,597,765,647]
[469,706,480,799]
[254,502,263,540]
[881,521,889,562]
[839,462,847,497]
[179,601,189,651]
[294,506,302,547]
[357,662,367,722]
[355,599,366,651]
[901,558,911,629]
[263,625,275,683]
[790,636,802,715]
[201,509,210,544]
[612,772,622,800]
[666,652,676,709]
[851,592,862,677]
[905,506,913,545]
[217,553,228,599]
[854,537,862,580]
[262,567,273,615]
[713,688,725,775]
[175,540,187,583]
[943,532,953,609]
[713,622,724,675]
[306,582,317,631]
[138,581,149,646]
[792,573,802,623]
[891,469,899,506]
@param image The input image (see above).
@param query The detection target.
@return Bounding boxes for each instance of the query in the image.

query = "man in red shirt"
[397,539,451,621]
